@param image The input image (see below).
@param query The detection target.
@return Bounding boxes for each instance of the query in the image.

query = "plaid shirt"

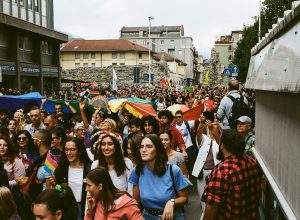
[202,154,261,220]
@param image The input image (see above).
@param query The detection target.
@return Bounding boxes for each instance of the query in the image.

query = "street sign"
[232,66,239,73]
[223,68,232,76]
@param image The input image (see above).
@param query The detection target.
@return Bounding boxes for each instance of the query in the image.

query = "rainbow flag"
[44,150,59,174]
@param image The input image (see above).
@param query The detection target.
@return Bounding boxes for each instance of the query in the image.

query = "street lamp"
[148,16,154,86]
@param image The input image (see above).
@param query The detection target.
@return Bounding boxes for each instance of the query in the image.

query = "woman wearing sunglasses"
[16,130,38,169]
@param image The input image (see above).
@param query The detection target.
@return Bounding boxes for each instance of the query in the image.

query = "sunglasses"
[17,137,27,141]
[175,116,182,118]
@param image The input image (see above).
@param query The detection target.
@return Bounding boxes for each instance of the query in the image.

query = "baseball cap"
[236,116,252,124]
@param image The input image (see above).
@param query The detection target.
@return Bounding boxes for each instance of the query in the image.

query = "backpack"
[226,94,250,129]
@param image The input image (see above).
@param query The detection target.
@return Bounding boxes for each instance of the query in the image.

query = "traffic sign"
[223,68,232,76]
[232,66,239,73]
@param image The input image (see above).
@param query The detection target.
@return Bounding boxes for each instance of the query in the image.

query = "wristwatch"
[170,199,175,204]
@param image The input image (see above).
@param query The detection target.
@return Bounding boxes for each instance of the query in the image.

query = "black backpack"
[226,94,250,129]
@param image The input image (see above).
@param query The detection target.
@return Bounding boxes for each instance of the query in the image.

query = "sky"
[53,0,260,59]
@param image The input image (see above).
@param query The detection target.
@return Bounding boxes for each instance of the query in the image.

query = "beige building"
[60,39,153,69]
[153,52,186,85]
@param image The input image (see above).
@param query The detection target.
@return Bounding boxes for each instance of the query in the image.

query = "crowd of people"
[0,79,261,220]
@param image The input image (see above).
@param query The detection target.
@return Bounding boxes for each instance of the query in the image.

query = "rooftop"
[61,39,150,52]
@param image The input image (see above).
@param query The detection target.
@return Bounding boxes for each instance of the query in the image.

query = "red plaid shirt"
[202,154,261,220]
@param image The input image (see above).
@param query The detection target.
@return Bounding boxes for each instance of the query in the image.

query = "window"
[28,0,33,9]
[83,52,89,59]
[112,63,117,66]
[41,41,52,54]
[143,40,146,45]
[112,53,117,59]
[35,0,39,12]
[91,63,96,68]
[178,50,182,55]
[19,36,32,51]
[228,55,232,60]
[168,49,175,56]
[139,30,143,36]
[20,0,24,6]
[228,45,232,51]
[120,63,125,65]
[120,52,125,59]
[75,52,80,59]
[133,67,140,83]
[170,40,174,45]
[91,52,95,59]
[75,63,80,68]
[83,63,88,67]
[161,40,164,45]
[138,53,142,59]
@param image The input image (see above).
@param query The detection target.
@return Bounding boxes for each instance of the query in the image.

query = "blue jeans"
[143,208,185,220]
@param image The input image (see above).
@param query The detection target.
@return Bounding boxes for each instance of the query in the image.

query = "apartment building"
[0,0,67,92]
[60,39,153,69]
[120,25,196,82]
[153,52,186,85]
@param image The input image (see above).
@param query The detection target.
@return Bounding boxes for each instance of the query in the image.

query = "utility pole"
[148,16,154,86]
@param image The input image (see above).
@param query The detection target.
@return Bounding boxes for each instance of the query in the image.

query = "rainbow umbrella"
[167,104,190,115]
[90,95,108,109]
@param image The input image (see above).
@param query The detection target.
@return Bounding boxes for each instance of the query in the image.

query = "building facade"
[0,0,67,93]
[120,25,196,83]
[212,30,242,85]
[60,39,153,69]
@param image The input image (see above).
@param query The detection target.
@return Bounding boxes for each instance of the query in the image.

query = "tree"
[232,0,294,82]
[232,23,258,82]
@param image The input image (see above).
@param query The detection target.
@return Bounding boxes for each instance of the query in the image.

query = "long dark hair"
[0,136,18,163]
[128,135,143,164]
[16,130,35,154]
[135,134,168,176]
[86,168,126,218]
[95,134,127,176]
[141,116,160,135]
[33,183,78,220]
[55,138,91,182]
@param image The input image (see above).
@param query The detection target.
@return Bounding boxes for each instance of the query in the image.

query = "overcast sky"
[53,0,260,59]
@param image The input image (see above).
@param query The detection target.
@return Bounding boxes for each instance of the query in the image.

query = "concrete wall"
[61,51,151,69]
[61,63,168,87]
[255,90,300,219]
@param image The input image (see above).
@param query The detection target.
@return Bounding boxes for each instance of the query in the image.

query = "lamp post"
[148,16,154,86]
[258,0,261,41]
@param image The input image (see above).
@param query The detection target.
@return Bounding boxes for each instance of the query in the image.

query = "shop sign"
[42,67,58,73]
[0,64,16,72]
[22,67,40,73]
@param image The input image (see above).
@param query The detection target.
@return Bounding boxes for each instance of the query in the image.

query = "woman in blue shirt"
[129,134,191,220]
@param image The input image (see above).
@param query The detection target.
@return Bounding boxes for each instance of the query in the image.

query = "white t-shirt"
[68,166,84,202]
[175,121,195,148]
[91,158,133,195]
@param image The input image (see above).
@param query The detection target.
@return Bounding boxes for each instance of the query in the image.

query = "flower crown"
[92,131,123,152]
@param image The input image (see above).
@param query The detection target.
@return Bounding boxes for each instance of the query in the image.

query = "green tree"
[261,0,294,38]
[232,0,294,82]
[232,23,258,82]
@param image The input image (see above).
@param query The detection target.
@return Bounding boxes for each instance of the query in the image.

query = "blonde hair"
[0,187,18,220]
[14,111,25,133]
[103,118,117,132]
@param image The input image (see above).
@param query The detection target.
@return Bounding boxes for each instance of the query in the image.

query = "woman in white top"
[48,137,92,220]
[91,132,133,195]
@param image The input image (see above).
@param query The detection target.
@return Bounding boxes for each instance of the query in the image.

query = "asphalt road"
[185,177,202,220]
